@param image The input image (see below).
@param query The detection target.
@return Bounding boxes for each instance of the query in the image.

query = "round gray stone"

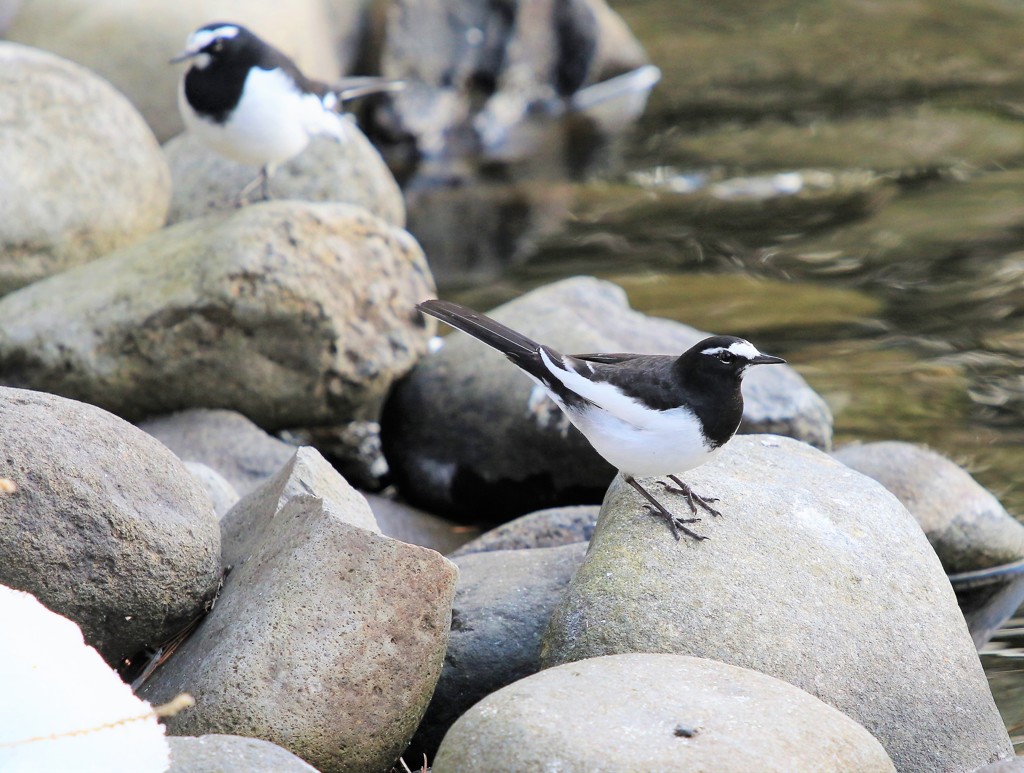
[0,387,220,665]
[541,435,1012,773]
[432,653,896,772]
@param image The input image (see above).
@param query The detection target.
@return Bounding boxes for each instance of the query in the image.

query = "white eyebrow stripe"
[186,25,240,52]
[701,341,761,360]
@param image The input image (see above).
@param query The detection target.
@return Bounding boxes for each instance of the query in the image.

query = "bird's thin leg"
[625,476,707,542]
[236,168,266,207]
[662,474,723,518]
[259,164,273,200]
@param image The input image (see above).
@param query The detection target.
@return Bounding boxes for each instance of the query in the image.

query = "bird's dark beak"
[751,353,786,365]
[169,50,196,64]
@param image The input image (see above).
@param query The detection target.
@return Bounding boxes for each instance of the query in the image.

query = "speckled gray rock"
[432,653,896,772]
[138,409,296,496]
[0,201,436,429]
[140,454,456,773]
[183,462,240,518]
[382,276,831,520]
[541,435,1012,773]
[407,542,586,759]
[164,131,405,228]
[5,0,343,142]
[168,735,320,773]
[449,505,599,557]
[365,493,479,553]
[0,387,220,666]
[833,441,1024,573]
[0,43,169,296]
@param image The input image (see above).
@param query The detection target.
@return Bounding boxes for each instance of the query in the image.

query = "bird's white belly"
[568,404,716,478]
[180,68,344,166]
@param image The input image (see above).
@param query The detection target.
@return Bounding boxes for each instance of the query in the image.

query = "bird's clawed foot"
[626,476,708,542]
[641,505,706,542]
[661,474,723,518]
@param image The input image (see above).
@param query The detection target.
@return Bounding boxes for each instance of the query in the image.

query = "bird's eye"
[212,40,223,52]
[718,351,735,364]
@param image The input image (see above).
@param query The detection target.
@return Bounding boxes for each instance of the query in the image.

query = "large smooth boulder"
[0,201,436,430]
[0,43,169,296]
[432,653,896,772]
[140,448,457,773]
[164,131,405,228]
[382,276,831,521]
[407,542,586,759]
[0,388,220,665]
[833,441,1024,573]
[541,435,1012,772]
[5,0,344,142]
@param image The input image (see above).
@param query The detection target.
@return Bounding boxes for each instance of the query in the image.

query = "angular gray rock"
[0,42,169,296]
[541,435,1012,773]
[833,441,1024,573]
[164,131,405,228]
[220,446,380,570]
[0,387,220,665]
[168,735,320,773]
[5,0,344,142]
[449,504,599,557]
[0,201,436,430]
[407,542,586,759]
[140,447,457,773]
[138,409,296,496]
[382,276,831,520]
[432,653,896,772]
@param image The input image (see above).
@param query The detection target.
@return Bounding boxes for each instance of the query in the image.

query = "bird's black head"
[171,23,263,70]
[679,335,786,382]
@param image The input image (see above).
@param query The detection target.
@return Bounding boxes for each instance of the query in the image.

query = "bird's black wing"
[566,353,687,412]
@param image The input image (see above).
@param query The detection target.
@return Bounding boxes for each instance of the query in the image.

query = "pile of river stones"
[4,1,1024,772]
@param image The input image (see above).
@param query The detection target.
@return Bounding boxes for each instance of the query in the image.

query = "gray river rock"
[541,435,1012,772]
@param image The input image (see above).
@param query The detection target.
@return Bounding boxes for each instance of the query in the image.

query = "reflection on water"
[397,0,1024,747]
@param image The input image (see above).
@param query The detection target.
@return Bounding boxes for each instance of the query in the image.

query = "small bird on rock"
[417,299,786,541]
[172,22,402,202]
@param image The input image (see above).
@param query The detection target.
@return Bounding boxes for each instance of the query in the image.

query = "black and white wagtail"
[172,22,402,202]
[417,299,786,541]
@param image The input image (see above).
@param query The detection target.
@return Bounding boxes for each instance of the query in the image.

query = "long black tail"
[417,299,553,377]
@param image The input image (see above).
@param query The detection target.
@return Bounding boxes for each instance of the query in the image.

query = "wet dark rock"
[365,493,479,554]
[407,543,586,761]
[138,409,296,497]
[541,435,1012,772]
[140,447,456,773]
[449,504,598,557]
[164,131,405,228]
[0,387,221,666]
[0,201,436,430]
[832,441,1024,573]
[0,43,169,297]
[382,276,832,522]
[432,653,896,772]
[168,735,320,773]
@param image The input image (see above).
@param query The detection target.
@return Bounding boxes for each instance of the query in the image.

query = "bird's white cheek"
[192,53,212,69]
